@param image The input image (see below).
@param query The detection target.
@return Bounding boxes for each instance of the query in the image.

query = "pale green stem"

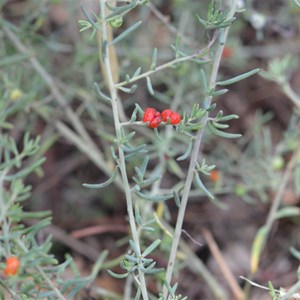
[115,37,216,89]
[162,1,239,298]
[281,82,300,110]
[99,1,148,299]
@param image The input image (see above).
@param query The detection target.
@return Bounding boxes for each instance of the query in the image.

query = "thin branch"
[115,37,216,88]
[162,1,239,298]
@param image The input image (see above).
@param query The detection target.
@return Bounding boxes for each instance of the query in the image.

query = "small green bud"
[234,184,247,197]
[272,155,285,171]
[109,16,123,28]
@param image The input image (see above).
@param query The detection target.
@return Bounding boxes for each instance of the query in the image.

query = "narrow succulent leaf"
[129,239,141,256]
[125,74,131,82]
[106,0,138,19]
[217,114,239,122]
[110,146,119,163]
[107,269,129,279]
[290,247,300,260]
[142,239,161,257]
[200,69,208,92]
[139,156,149,178]
[194,172,214,199]
[164,280,175,298]
[207,121,241,139]
[122,144,147,154]
[5,157,46,180]
[173,190,181,207]
[150,48,158,70]
[274,207,300,219]
[130,106,138,123]
[134,166,144,181]
[133,67,142,78]
[146,77,154,95]
[141,226,155,232]
[81,4,99,30]
[94,82,111,102]
[135,191,173,202]
[217,68,260,86]
[177,139,193,161]
[111,20,142,45]
[212,121,229,129]
[135,204,142,225]
[125,255,139,263]
[83,166,118,189]
[118,84,137,93]
[250,226,268,274]
[139,175,162,188]
[210,88,229,97]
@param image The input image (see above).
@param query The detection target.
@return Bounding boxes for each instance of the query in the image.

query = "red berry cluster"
[143,108,181,128]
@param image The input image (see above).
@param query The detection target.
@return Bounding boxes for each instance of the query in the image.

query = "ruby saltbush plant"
[2,0,300,299]
[80,1,259,299]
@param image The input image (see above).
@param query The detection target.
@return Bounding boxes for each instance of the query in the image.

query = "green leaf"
[290,247,300,260]
[217,114,239,122]
[82,166,118,189]
[250,226,268,274]
[81,4,99,30]
[207,121,241,139]
[111,20,142,45]
[177,139,193,161]
[133,67,142,78]
[118,84,137,94]
[146,76,154,95]
[107,269,129,279]
[194,172,214,199]
[200,69,208,92]
[135,191,173,202]
[142,239,161,257]
[5,157,46,180]
[173,190,181,207]
[274,207,300,219]
[217,68,260,86]
[129,239,141,256]
[94,82,111,102]
[209,88,229,97]
[150,48,158,70]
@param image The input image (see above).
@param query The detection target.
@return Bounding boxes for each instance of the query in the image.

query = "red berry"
[222,47,233,59]
[4,257,20,276]
[143,108,157,123]
[148,114,162,128]
[169,112,181,125]
[161,109,173,122]
[209,170,220,183]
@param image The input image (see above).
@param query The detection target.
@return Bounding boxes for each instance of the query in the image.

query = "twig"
[202,228,244,300]
[115,37,216,88]
[162,1,239,298]
[99,1,149,299]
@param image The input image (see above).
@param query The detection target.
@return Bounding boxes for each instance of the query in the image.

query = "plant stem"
[162,1,239,298]
[281,82,300,110]
[115,38,217,89]
[99,1,148,299]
